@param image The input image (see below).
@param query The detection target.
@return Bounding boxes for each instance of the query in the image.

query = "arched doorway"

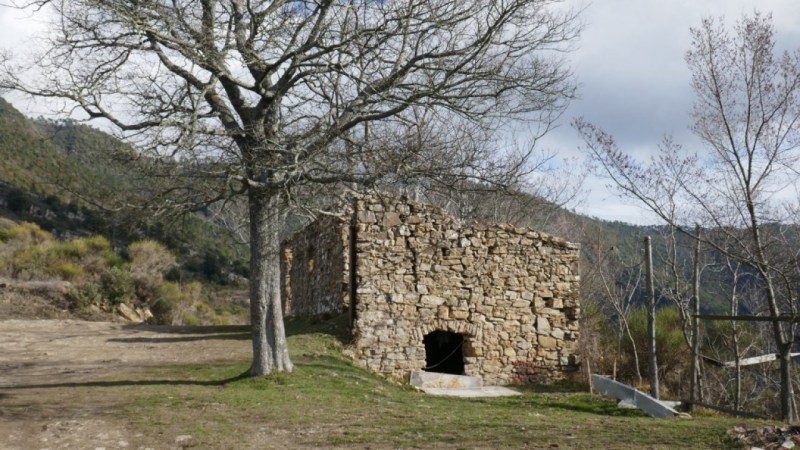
[423,330,465,375]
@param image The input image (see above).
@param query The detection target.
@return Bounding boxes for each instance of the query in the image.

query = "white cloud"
[2,1,799,225]
[0,5,46,51]
[543,0,800,224]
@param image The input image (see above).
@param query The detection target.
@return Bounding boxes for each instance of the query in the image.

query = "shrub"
[618,307,690,395]
[147,281,217,326]
[83,235,111,252]
[51,240,90,260]
[9,245,49,280]
[7,189,31,214]
[131,275,157,303]
[0,222,52,243]
[66,282,102,310]
[148,281,183,324]
[212,315,234,326]
[129,240,176,279]
[182,312,201,327]
[55,263,83,280]
[99,267,135,305]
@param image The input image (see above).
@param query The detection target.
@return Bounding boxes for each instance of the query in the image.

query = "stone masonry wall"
[280,193,581,385]
[349,194,580,385]
[280,214,349,317]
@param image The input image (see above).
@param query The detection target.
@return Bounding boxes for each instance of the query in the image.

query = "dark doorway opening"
[423,330,465,375]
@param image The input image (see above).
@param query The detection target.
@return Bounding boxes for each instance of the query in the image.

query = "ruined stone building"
[280,193,580,385]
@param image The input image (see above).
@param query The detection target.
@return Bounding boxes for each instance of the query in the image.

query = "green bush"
[84,235,112,252]
[51,239,91,259]
[0,222,52,243]
[55,262,83,280]
[182,312,201,327]
[0,223,123,282]
[129,240,176,278]
[149,282,183,324]
[66,282,102,310]
[132,275,161,306]
[99,267,135,305]
[616,307,690,394]
[10,245,49,280]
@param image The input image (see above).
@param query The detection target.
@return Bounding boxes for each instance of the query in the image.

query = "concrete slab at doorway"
[409,371,482,389]
[420,386,523,398]
[409,371,521,397]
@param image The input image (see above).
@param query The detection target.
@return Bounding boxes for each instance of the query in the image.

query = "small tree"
[3,0,580,376]
[577,12,800,421]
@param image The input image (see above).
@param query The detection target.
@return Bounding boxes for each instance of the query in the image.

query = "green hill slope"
[0,95,747,313]
[0,97,248,284]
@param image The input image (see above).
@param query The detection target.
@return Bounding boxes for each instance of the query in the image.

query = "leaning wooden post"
[688,225,701,411]
[645,236,659,399]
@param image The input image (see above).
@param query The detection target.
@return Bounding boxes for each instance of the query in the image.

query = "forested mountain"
[0,96,744,313]
[0,97,248,284]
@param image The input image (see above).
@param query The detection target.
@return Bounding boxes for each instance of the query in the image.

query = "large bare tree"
[576,12,800,421]
[2,0,580,376]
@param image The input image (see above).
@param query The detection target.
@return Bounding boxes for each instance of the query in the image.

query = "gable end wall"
[348,194,580,385]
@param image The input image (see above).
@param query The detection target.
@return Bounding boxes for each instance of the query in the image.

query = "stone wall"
[280,193,581,385]
[281,214,349,318]
[348,194,580,384]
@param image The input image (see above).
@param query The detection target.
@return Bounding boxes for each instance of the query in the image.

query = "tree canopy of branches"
[2,0,580,376]
[576,12,800,421]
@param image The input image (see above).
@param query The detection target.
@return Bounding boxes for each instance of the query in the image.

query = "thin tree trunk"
[778,341,795,421]
[689,228,701,411]
[758,271,795,421]
[621,315,643,386]
[727,261,742,412]
[745,199,796,422]
[732,302,741,412]
[645,236,659,399]
[248,189,293,376]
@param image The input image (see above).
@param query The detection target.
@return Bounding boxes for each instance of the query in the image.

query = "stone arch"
[416,320,482,376]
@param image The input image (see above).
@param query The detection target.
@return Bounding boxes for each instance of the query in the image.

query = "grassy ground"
[78,316,766,449]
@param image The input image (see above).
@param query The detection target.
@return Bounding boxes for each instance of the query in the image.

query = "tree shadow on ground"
[108,333,250,344]
[538,397,649,418]
[120,323,250,334]
[118,312,353,344]
[514,381,587,394]
[1,372,250,391]
[284,312,353,345]
[113,323,251,343]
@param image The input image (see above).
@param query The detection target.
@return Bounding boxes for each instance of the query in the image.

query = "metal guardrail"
[591,374,680,419]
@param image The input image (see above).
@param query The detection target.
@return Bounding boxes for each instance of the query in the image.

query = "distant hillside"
[0,95,744,313]
[0,97,248,284]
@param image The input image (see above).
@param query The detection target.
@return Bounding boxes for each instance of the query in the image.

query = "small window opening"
[423,330,464,375]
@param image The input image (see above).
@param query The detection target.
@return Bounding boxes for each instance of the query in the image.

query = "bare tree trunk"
[621,315,643,386]
[778,340,795,421]
[725,261,742,412]
[689,228,701,411]
[248,190,293,376]
[645,236,659,399]
[732,298,741,412]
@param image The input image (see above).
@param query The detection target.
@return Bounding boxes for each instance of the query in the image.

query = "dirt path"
[0,319,251,449]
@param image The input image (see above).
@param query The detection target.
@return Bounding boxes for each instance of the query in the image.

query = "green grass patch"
[105,317,772,449]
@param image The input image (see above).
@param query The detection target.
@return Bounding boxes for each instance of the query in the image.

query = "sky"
[1,1,799,225]
[539,0,800,224]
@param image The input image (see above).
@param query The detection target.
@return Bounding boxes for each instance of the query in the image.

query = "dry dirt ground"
[0,319,251,450]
